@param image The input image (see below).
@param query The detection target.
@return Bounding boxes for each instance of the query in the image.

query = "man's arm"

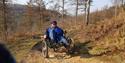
[56,27,64,36]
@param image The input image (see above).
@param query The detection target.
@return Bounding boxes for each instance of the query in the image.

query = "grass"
[4,8,125,63]
[6,38,39,62]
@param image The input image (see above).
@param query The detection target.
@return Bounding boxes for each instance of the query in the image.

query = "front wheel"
[66,37,74,54]
[42,40,49,58]
[66,37,73,47]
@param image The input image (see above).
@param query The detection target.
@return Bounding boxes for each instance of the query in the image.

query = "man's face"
[51,24,57,28]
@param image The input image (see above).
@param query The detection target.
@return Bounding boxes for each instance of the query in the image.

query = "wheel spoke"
[41,41,49,58]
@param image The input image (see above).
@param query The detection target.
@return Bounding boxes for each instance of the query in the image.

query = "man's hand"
[40,35,47,40]
[43,35,47,39]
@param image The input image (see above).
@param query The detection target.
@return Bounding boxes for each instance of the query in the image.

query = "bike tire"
[42,41,49,58]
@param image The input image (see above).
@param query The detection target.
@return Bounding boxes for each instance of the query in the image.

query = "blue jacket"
[45,26,64,42]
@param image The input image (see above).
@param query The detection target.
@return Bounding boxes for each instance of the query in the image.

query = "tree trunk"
[39,6,42,31]
[121,0,124,11]
[62,0,64,21]
[84,2,87,24]
[115,4,118,19]
[121,0,124,6]
[86,0,90,25]
[76,0,78,24]
[2,0,8,41]
[38,4,44,31]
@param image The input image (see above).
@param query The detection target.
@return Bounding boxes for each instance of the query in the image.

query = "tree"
[29,0,46,31]
[62,0,64,21]
[46,0,68,21]
[71,0,80,24]
[120,0,125,10]
[71,0,92,25]
[112,0,125,18]
[76,0,78,23]
[33,0,45,22]
[25,0,35,32]
[112,0,125,6]
[49,0,61,20]
[86,0,92,25]
[112,0,119,18]
[0,0,16,41]
[84,0,87,22]
[121,0,124,6]
[51,0,66,21]
[2,0,8,41]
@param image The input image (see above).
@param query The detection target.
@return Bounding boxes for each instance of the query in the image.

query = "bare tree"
[119,0,125,6]
[121,0,124,5]
[84,0,87,21]
[120,0,125,10]
[71,0,92,25]
[35,0,45,22]
[26,0,34,32]
[62,0,64,21]
[2,0,8,41]
[112,0,118,18]
[112,0,125,18]
[70,0,81,23]
[86,0,91,25]
[76,0,78,23]
[30,0,46,31]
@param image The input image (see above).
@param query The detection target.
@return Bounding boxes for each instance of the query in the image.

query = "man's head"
[51,21,57,28]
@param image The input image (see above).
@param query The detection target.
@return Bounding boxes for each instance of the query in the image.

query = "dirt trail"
[20,50,112,63]
[18,40,125,63]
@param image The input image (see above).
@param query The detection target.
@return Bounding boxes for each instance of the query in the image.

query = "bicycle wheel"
[42,41,49,58]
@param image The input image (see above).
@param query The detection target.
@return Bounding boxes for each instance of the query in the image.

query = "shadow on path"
[69,41,94,58]
[31,40,94,59]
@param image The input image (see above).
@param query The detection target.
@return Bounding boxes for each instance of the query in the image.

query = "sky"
[13,0,113,15]
[91,0,112,12]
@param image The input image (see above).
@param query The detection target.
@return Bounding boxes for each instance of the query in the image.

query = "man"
[43,21,69,48]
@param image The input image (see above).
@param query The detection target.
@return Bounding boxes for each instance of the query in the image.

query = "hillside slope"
[86,12,125,55]
[6,7,125,63]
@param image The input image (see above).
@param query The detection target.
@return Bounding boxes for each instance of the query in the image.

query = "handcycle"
[41,35,73,58]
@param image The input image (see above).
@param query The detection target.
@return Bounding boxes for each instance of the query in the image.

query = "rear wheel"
[42,40,49,58]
